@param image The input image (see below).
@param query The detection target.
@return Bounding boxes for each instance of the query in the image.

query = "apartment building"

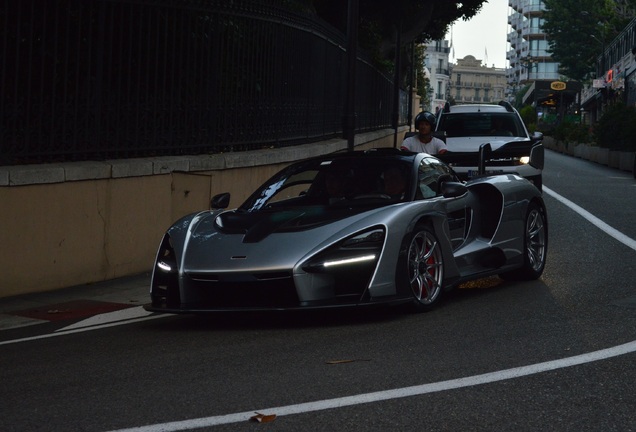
[423,39,451,113]
[507,0,559,91]
[450,55,507,104]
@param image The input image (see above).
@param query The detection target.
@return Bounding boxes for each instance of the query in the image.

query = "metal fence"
[1,0,407,166]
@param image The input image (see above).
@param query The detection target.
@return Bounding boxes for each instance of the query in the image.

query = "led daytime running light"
[323,254,376,268]
[157,261,173,272]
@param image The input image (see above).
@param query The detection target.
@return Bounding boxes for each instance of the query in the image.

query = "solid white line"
[0,314,166,346]
[108,340,636,432]
[543,186,636,252]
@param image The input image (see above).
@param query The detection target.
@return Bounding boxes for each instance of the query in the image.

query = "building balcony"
[527,71,560,81]
[528,49,550,59]
[432,47,451,54]
[524,0,545,14]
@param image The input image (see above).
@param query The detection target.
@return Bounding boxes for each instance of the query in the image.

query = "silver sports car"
[145,148,547,313]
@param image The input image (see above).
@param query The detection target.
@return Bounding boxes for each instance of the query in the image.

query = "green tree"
[311,0,487,96]
[542,0,629,81]
[313,0,487,60]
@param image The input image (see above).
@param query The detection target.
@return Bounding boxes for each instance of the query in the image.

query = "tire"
[501,202,547,281]
[405,225,445,311]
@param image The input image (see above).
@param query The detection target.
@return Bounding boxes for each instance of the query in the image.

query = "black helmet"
[414,111,436,129]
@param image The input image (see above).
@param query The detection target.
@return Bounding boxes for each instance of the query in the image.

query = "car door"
[417,156,470,251]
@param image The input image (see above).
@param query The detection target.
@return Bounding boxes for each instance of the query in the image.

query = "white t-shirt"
[401,135,447,155]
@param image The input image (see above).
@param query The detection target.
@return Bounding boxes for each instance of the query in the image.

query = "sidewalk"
[0,272,151,330]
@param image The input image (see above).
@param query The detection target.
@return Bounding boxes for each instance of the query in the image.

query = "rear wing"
[437,140,544,171]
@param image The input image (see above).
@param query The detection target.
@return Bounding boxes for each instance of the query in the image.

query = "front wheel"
[501,202,547,281]
[405,226,445,311]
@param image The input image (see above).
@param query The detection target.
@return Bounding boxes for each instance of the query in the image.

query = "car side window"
[417,157,452,199]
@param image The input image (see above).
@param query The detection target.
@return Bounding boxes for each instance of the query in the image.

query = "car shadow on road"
[142,276,552,332]
[147,305,410,332]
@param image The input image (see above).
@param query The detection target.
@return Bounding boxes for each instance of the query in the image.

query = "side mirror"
[442,181,468,198]
[530,143,545,170]
[210,192,230,209]
[531,131,543,144]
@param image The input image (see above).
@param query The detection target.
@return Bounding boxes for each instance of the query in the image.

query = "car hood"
[445,136,530,152]
[171,204,404,274]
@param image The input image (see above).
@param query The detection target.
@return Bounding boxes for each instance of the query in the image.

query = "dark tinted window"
[437,112,525,138]
[240,157,414,211]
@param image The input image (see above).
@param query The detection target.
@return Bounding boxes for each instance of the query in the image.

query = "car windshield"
[437,112,525,138]
[239,157,414,212]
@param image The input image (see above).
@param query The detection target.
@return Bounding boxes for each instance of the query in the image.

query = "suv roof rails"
[498,100,514,112]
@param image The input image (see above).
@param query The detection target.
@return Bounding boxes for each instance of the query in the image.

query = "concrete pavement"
[0,272,151,331]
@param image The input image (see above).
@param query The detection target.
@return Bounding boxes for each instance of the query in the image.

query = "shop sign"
[550,81,566,91]
[592,79,605,88]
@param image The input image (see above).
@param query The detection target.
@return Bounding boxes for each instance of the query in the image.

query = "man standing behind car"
[401,111,448,155]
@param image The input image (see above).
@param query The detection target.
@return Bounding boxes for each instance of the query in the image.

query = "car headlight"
[156,234,177,274]
[151,233,181,307]
[519,156,530,164]
[302,227,385,273]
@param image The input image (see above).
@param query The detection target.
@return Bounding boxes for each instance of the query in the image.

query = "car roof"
[443,104,511,114]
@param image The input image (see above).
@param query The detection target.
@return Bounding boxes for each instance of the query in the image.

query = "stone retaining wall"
[542,136,636,177]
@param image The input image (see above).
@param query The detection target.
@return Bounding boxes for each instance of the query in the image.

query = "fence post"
[344,0,359,152]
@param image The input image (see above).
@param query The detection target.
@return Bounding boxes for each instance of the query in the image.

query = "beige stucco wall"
[0,129,403,298]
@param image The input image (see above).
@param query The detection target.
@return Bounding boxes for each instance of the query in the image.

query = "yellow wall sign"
[550,81,566,91]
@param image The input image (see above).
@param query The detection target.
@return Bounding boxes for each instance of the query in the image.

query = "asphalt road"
[2,149,636,432]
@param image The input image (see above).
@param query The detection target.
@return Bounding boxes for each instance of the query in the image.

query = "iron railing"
[1,0,406,166]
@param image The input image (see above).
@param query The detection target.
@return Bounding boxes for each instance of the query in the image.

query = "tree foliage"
[312,0,486,59]
[542,0,630,81]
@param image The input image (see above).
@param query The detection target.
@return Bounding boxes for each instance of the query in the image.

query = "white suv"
[435,101,544,191]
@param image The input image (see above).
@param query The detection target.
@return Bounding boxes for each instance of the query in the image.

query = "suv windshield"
[437,112,526,138]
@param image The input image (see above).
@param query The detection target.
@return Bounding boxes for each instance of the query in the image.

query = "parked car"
[145,148,547,314]
[435,101,544,191]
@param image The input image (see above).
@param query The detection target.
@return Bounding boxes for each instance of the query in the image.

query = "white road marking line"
[107,340,636,432]
[543,186,636,252]
[55,306,154,332]
[0,314,166,346]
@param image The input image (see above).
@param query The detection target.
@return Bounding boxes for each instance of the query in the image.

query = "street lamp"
[590,34,606,78]
[581,11,607,79]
